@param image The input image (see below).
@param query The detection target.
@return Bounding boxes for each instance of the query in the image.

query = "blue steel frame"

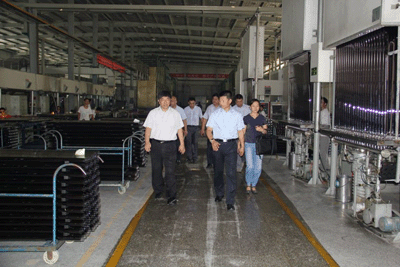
[0,163,87,253]
[60,131,144,190]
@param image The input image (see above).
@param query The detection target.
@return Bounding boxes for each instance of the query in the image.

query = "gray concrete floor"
[2,139,400,267]
[116,150,328,267]
[264,155,400,267]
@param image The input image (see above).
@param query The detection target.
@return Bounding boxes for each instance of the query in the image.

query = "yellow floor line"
[75,168,152,267]
[105,194,152,267]
[260,177,339,267]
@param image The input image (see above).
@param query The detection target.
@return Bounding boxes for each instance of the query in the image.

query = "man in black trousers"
[206,90,245,211]
[144,91,185,205]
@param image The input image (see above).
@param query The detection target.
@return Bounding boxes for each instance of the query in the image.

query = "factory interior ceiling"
[0,0,282,71]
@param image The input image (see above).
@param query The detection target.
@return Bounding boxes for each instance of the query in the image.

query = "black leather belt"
[187,125,199,127]
[215,138,238,143]
[151,139,175,144]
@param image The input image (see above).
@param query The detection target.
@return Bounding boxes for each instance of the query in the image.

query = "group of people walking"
[143,90,268,211]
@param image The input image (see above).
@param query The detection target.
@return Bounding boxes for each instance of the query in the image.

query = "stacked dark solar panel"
[0,119,51,149]
[0,150,100,241]
[0,123,19,149]
[47,121,146,181]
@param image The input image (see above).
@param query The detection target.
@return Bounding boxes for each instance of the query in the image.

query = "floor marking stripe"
[75,167,152,267]
[105,193,152,267]
[260,178,339,267]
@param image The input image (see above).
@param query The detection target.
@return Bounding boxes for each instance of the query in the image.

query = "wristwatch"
[210,138,214,142]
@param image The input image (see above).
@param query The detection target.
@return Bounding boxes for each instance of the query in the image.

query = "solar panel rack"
[47,121,145,194]
[0,162,87,265]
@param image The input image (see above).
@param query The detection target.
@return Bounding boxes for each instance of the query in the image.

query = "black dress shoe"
[227,204,235,211]
[155,192,163,199]
[215,196,223,202]
[206,164,213,169]
[167,197,177,205]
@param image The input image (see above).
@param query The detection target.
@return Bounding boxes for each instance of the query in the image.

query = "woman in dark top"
[243,99,267,194]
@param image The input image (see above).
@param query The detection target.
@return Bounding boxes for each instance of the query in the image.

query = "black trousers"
[213,141,237,205]
[150,140,177,198]
[206,139,215,165]
[175,136,181,161]
[186,126,199,160]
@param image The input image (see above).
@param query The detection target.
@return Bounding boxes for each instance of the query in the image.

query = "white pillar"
[326,140,338,195]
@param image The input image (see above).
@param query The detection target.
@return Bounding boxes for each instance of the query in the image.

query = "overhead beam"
[99,40,242,51]
[157,57,236,66]
[12,32,241,43]
[50,21,279,35]
[138,53,239,63]
[138,48,240,57]
[10,4,282,16]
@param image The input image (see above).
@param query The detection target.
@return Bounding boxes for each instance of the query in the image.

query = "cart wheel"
[43,250,59,265]
[125,181,130,189]
[118,186,126,194]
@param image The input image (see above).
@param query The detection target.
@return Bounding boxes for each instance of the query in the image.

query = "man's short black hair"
[212,93,219,98]
[321,97,328,105]
[235,94,243,100]
[219,90,232,100]
[158,90,171,99]
[84,98,91,102]
[188,97,196,102]
[0,107,5,111]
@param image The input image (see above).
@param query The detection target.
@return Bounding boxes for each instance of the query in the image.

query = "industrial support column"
[254,12,260,99]
[395,26,400,138]
[67,0,74,81]
[121,34,126,103]
[311,0,324,185]
[92,14,99,84]
[109,22,114,57]
[130,44,135,108]
[41,39,45,75]
[28,0,38,115]
[395,26,400,183]
[28,1,38,74]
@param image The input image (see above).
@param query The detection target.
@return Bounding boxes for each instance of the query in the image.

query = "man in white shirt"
[232,94,251,117]
[171,96,188,164]
[320,97,331,170]
[184,97,203,163]
[201,93,220,168]
[320,97,331,126]
[144,91,185,205]
[232,94,250,172]
[78,98,93,121]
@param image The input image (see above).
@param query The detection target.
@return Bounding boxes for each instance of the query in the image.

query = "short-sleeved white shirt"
[320,108,331,126]
[232,104,251,117]
[78,106,93,121]
[172,105,187,120]
[206,107,245,140]
[184,106,203,126]
[202,104,220,120]
[143,106,184,141]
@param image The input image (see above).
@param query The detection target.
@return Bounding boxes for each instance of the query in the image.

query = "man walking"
[184,97,203,163]
[171,96,188,164]
[232,94,250,172]
[144,91,185,205]
[206,91,245,211]
[201,93,220,168]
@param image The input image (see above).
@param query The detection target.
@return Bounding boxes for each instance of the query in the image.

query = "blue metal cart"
[0,163,87,265]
